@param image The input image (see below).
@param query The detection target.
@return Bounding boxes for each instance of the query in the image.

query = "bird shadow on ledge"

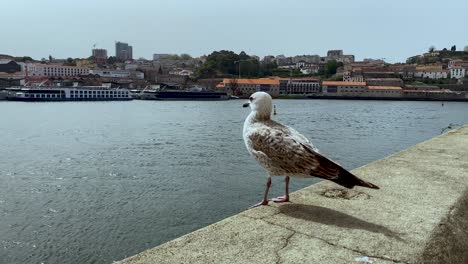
[278,203,404,241]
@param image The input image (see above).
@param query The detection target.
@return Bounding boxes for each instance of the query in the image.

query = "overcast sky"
[2,0,467,62]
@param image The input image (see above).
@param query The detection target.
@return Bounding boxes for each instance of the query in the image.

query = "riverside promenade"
[116,126,468,264]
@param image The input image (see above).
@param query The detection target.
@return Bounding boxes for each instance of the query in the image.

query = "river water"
[1,99,467,264]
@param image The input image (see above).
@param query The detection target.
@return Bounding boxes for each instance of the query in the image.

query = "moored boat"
[6,86,132,101]
[138,86,229,101]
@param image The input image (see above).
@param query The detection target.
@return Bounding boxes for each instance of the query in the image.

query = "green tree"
[428,46,436,53]
[451,45,456,51]
[180,53,192,60]
[107,56,118,64]
[19,56,34,62]
[169,54,181,60]
[195,50,241,78]
[64,57,76,66]
[323,60,338,75]
[259,61,278,77]
[238,51,249,60]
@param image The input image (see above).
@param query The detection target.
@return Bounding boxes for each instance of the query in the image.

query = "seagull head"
[243,92,272,118]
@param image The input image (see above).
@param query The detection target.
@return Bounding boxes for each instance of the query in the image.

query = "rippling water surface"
[1,99,468,263]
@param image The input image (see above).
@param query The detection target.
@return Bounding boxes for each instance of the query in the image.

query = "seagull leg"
[272,176,290,203]
[250,177,271,208]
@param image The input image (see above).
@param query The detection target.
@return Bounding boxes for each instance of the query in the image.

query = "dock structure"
[116,126,468,264]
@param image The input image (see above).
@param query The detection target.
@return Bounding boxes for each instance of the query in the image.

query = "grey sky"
[3,0,467,62]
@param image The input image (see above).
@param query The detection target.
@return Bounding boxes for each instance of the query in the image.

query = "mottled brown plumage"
[243,92,379,207]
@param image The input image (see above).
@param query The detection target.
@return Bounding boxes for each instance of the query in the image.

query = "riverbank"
[307,95,468,102]
[116,126,468,264]
[253,94,468,101]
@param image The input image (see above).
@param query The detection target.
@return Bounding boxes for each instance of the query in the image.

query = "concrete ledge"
[116,126,468,264]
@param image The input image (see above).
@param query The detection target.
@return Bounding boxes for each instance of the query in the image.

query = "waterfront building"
[404,85,441,91]
[116,41,133,61]
[24,63,89,77]
[92,49,108,64]
[279,78,320,95]
[322,81,403,98]
[89,69,144,79]
[216,78,280,97]
[366,78,404,87]
[365,86,403,97]
[321,81,366,95]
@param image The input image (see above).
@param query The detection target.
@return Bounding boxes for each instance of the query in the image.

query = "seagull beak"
[242,102,250,108]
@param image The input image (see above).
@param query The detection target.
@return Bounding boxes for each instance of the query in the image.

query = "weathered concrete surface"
[116,126,468,264]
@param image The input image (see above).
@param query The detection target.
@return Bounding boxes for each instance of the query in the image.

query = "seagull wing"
[248,125,320,176]
[249,123,379,189]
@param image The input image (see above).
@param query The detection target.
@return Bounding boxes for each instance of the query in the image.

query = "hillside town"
[1,43,468,101]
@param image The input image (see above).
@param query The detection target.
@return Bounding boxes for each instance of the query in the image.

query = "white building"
[414,70,448,79]
[168,68,194,76]
[450,67,466,79]
[89,69,144,79]
[25,63,89,77]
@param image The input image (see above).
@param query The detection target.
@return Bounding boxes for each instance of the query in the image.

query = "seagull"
[243,92,379,207]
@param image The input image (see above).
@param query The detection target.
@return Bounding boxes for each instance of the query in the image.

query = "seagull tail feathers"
[332,169,380,190]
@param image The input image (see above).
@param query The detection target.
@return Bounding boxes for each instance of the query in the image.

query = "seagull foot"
[249,200,268,208]
[271,196,289,203]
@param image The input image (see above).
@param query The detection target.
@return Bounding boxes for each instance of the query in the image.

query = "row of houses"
[321,81,465,100]
[1,60,146,78]
[215,78,466,100]
[345,60,468,81]
[216,77,321,96]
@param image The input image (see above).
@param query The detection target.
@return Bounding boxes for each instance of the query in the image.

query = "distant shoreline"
[262,95,468,102]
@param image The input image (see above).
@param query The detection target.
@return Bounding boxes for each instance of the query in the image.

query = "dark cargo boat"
[138,87,229,101]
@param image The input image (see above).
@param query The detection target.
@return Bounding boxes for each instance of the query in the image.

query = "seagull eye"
[249,97,254,101]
